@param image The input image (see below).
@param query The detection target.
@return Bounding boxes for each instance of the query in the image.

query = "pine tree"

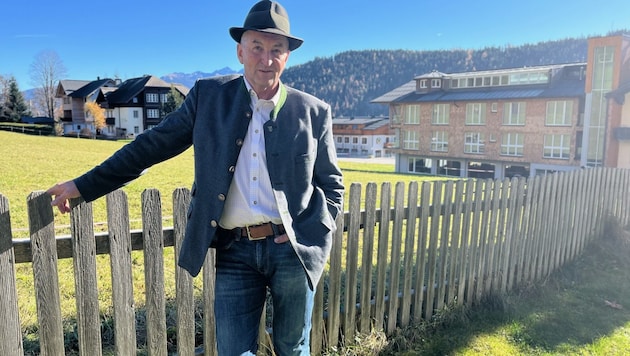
[162,85,185,115]
[0,77,30,122]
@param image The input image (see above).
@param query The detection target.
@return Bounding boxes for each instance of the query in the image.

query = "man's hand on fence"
[46,181,81,214]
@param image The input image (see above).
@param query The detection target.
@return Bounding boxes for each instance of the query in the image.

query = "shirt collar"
[242,77,281,108]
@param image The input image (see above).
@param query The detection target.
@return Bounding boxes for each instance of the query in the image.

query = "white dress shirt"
[219,78,283,229]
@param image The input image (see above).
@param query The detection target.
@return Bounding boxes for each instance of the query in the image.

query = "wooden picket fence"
[0,167,628,355]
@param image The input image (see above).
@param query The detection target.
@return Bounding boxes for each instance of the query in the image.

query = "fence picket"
[325,198,345,348]
[142,189,167,355]
[28,191,65,355]
[436,181,453,310]
[106,190,137,355]
[0,194,23,356]
[413,182,431,319]
[456,179,474,305]
[343,183,362,341]
[69,197,102,355]
[374,182,391,329]
[359,182,378,333]
[386,182,405,333]
[448,181,465,304]
[173,188,196,355]
[400,181,418,327]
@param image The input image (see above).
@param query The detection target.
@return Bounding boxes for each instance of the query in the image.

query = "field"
[2,130,630,355]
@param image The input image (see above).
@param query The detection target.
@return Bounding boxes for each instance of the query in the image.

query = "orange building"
[372,35,630,179]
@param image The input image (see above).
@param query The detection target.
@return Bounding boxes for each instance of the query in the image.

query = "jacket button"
[236,139,244,146]
[246,112,252,119]
[218,194,226,201]
[210,220,218,227]
[228,166,235,173]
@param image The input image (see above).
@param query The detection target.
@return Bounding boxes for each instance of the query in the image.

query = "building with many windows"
[332,116,394,158]
[372,35,630,179]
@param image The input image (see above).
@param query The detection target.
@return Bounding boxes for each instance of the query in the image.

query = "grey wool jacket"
[74,75,344,289]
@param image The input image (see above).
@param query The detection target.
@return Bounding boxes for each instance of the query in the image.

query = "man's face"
[237,30,290,99]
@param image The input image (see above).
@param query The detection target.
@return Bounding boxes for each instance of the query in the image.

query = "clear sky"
[1,0,628,90]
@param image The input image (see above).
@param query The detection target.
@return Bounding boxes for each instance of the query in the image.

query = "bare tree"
[29,50,67,119]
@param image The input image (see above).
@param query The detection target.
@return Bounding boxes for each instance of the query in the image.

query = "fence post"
[69,197,103,356]
[106,190,137,354]
[0,194,24,355]
[27,191,65,355]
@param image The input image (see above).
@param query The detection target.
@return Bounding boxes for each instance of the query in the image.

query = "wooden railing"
[1,167,628,355]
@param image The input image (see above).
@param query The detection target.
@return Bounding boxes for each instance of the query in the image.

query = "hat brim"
[230,27,303,51]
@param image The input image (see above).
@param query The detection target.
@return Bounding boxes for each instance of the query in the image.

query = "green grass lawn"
[2,130,630,355]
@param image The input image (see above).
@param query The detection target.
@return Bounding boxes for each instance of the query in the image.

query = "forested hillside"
[281,31,628,117]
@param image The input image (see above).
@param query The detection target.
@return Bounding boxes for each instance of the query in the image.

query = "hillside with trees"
[281,30,629,117]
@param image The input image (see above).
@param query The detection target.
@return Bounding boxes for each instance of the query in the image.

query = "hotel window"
[344,137,349,143]
[432,104,449,125]
[465,103,486,125]
[501,133,524,156]
[146,93,159,103]
[352,137,358,144]
[503,102,526,125]
[419,80,427,88]
[404,105,421,124]
[133,110,139,118]
[147,109,160,118]
[361,137,367,144]
[161,93,168,103]
[430,131,448,152]
[431,79,441,88]
[464,132,485,154]
[546,101,573,126]
[543,134,570,159]
[336,137,342,143]
[403,130,419,150]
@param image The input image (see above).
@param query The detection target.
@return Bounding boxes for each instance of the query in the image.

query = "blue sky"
[2,0,628,90]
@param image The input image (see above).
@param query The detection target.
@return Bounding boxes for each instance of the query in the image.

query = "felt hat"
[229,1,303,51]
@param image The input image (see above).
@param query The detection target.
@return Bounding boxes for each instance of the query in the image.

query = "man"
[46,1,344,355]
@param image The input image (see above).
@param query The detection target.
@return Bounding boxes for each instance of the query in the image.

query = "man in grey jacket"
[47,1,344,354]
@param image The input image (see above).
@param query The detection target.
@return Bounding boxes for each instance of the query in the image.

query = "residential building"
[55,75,188,138]
[372,35,630,179]
[332,116,394,158]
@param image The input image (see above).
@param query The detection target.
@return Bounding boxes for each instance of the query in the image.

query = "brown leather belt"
[239,222,285,240]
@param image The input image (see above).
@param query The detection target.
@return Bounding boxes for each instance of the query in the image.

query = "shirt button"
[253,153,257,157]
[253,177,257,181]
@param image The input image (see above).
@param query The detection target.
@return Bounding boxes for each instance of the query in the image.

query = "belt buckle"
[245,225,267,241]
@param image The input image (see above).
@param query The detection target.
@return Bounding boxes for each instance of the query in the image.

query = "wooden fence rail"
[0,167,628,355]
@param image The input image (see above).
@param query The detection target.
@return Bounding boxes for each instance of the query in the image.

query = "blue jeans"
[214,230,314,355]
